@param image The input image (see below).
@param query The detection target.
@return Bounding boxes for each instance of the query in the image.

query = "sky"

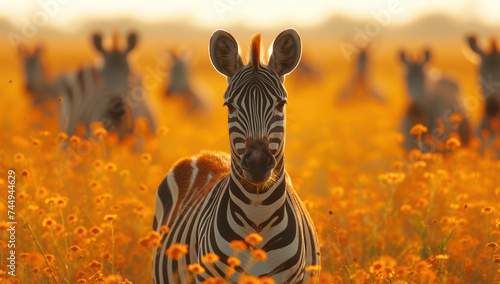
[1,0,500,31]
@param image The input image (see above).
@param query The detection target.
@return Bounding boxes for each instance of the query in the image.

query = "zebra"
[466,35,500,148]
[152,29,320,283]
[400,48,471,152]
[20,32,156,140]
[19,45,68,107]
[337,48,385,103]
[165,49,211,113]
[69,31,157,139]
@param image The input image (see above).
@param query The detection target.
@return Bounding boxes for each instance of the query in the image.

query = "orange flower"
[88,260,103,270]
[446,137,461,150]
[305,265,321,272]
[89,226,103,237]
[69,135,81,146]
[187,263,206,274]
[449,113,463,123]
[67,214,78,224]
[105,162,117,172]
[227,256,241,267]
[55,197,68,208]
[252,249,267,261]
[229,240,248,251]
[160,225,170,234]
[103,214,117,222]
[42,217,56,228]
[481,206,494,215]
[13,152,25,163]
[239,275,260,284]
[156,125,169,136]
[409,124,428,136]
[141,153,152,163]
[165,243,189,260]
[245,233,263,246]
[92,127,108,139]
[57,132,69,142]
[202,277,226,284]
[225,266,236,276]
[201,253,220,264]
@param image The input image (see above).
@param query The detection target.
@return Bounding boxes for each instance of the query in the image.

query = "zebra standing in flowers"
[165,49,211,113]
[20,31,156,139]
[152,29,320,283]
[400,48,470,151]
[467,35,500,148]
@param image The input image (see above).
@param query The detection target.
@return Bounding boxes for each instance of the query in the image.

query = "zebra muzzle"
[240,137,276,184]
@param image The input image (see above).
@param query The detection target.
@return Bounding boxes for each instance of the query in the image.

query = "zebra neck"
[228,167,288,229]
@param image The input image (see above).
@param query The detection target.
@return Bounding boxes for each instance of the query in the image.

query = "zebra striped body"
[400,49,470,152]
[153,30,319,283]
[20,32,156,139]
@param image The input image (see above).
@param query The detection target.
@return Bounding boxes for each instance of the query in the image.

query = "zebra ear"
[269,29,301,81]
[467,35,484,56]
[126,32,138,53]
[209,30,243,78]
[92,33,105,54]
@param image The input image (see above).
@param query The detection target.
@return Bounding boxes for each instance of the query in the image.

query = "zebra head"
[467,35,500,117]
[92,31,137,94]
[19,46,47,103]
[209,29,301,185]
[400,49,430,103]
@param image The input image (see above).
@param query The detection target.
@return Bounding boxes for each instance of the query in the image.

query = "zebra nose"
[240,137,276,183]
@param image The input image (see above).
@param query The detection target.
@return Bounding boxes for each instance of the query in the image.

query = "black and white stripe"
[153,29,319,283]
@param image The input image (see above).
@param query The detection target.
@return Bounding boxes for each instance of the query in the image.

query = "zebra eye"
[224,102,236,114]
[275,101,287,112]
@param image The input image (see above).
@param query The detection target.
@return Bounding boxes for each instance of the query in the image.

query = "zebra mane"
[250,33,261,71]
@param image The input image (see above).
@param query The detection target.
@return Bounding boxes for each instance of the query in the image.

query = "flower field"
[0,34,499,283]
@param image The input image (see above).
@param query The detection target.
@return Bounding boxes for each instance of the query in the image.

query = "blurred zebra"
[467,35,500,147]
[152,29,320,283]
[165,49,211,113]
[400,49,471,152]
[338,48,385,103]
[20,32,156,140]
[19,46,67,106]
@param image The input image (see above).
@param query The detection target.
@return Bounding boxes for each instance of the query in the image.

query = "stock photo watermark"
[7,0,69,52]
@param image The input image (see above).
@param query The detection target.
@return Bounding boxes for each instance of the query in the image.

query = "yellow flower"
[165,243,189,260]
[188,263,206,274]
[201,253,220,264]
[435,254,449,260]
[202,277,226,284]
[251,249,267,261]
[89,226,103,237]
[105,162,117,172]
[104,214,117,222]
[13,152,25,163]
[245,233,263,246]
[225,266,236,276]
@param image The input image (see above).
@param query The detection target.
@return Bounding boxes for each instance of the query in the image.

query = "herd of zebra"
[19,29,500,283]
[20,31,208,142]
